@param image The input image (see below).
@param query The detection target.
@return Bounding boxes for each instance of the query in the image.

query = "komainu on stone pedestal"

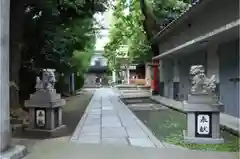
[190,65,217,95]
[183,65,224,144]
[24,69,66,138]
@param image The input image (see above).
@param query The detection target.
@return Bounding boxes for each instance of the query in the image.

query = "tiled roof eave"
[152,19,240,60]
[151,0,214,43]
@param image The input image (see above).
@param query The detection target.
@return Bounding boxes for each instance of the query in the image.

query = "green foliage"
[166,132,240,152]
[21,0,109,74]
[75,74,85,90]
[104,0,152,71]
[147,0,190,26]
[72,35,96,73]
[104,0,190,71]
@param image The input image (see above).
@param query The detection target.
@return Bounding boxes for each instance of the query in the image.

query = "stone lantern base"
[183,93,224,144]
[0,145,27,159]
[24,125,67,138]
[24,89,67,138]
[183,131,224,144]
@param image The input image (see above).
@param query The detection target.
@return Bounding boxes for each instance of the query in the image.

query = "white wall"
[173,59,180,82]
[206,43,219,82]
[159,60,164,82]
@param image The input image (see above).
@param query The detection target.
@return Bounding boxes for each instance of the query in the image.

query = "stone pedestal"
[24,89,66,138]
[126,67,130,84]
[112,71,116,83]
[145,63,151,86]
[183,93,224,144]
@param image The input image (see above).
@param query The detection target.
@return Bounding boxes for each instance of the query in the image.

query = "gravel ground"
[62,90,94,135]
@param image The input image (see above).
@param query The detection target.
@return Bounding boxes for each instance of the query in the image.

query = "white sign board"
[129,65,136,70]
[36,110,45,127]
[197,114,210,135]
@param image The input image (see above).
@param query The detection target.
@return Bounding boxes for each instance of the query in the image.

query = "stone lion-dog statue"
[190,65,216,94]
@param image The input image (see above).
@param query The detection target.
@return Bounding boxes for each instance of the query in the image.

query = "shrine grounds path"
[24,88,238,159]
[70,88,164,147]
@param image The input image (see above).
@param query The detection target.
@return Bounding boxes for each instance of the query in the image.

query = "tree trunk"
[9,0,25,108]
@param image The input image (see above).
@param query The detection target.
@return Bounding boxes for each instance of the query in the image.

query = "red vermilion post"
[154,60,159,94]
[150,60,159,94]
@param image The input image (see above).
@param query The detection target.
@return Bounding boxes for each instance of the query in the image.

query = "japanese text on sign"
[36,110,45,127]
[197,114,210,135]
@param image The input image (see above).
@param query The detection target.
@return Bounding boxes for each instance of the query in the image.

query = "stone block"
[126,129,148,138]
[24,125,67,138]
[184,93,223,144]
[129,138,155,147]
[0,145,27,159]
[79,131,100,137]
[102,120,122,127]
[102,127,128,138]
[183,130,224,144]
[184,103,221,112]
[187,94,217,104]
[102,138,129,145]
[102,107,114,111]
[77,136,100,144]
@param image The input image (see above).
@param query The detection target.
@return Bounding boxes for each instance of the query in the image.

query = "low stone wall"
[115,84,150,89]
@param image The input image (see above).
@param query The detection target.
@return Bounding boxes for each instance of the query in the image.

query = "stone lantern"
[24,69,66,137]
[183,65,224,144]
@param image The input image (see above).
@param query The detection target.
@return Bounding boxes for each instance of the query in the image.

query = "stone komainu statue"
[35,69,56,91]
[190,65,216,94]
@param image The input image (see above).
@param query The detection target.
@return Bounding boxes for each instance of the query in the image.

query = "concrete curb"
[115,92,189,149]
[116,96,165,148]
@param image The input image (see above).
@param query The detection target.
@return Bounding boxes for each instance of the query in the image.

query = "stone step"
[12,124,24,135]
[11,118,23,125]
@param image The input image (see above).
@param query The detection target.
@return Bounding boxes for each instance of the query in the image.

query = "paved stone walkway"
[70,88,163,148]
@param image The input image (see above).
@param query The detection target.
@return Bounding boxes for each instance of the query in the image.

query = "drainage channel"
[121,97,240,152]
[121,97,169,111]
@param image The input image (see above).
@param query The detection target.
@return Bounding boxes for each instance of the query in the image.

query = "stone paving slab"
[77,136,100,144]
[102,121,122,127]
[126,129,148,138]
[70,88,164,148]
[129,138,155,148]
[102,138,129,145]
[102,127,128,138]
[25,140,238,159]
[81,127,100,134]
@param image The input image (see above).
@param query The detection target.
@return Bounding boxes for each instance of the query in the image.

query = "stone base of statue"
[0,145,27,159]
[183,93,224,144]
[24,88,67,138]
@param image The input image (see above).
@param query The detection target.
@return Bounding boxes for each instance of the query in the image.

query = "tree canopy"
[147,0,190,28]
[9,0,111,106]
[104,0,191,71]
[21,0,110,75]
[104,0,151,71]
